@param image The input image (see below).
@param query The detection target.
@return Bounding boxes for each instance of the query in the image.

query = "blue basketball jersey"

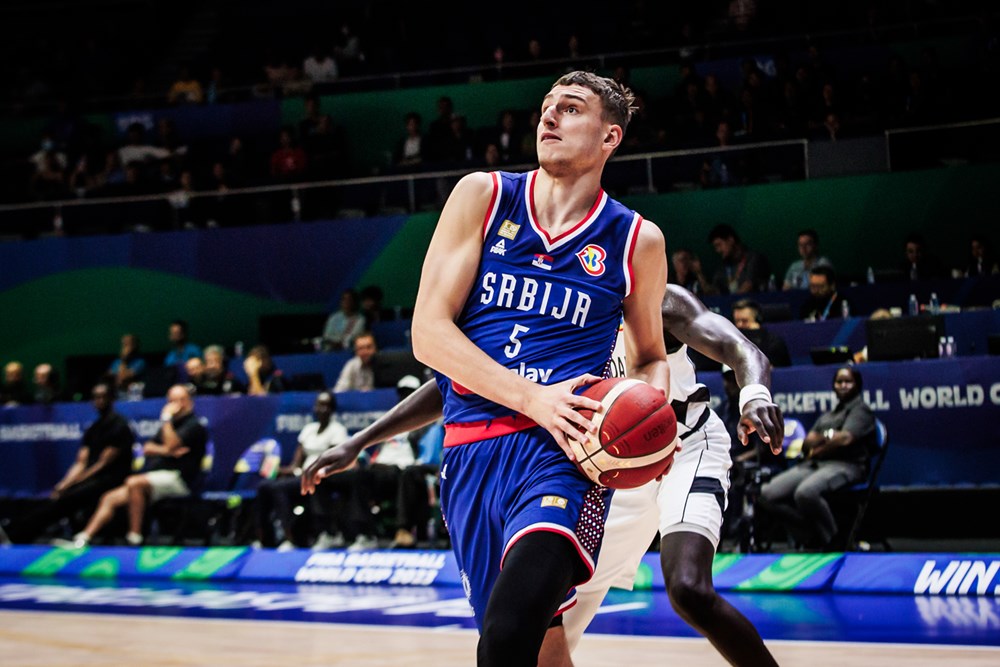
[435,169,644,429]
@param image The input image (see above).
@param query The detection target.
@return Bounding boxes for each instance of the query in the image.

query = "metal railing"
[2,114,999,238]
[0,138,811,237]
[884,117,1000,172]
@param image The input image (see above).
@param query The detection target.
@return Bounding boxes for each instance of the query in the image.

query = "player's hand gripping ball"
[571,377,679,489]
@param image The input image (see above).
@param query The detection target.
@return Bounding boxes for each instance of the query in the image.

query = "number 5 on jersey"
[505,324,530,358]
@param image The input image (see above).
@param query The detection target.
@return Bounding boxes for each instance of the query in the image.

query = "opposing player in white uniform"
[303,285,784,666]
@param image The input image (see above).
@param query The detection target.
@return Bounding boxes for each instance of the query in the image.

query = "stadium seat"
[198,438,282,545]
[829,418,890,551]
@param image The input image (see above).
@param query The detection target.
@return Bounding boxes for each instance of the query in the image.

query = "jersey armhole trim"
[482,172,502,240]
[623,214,643,297]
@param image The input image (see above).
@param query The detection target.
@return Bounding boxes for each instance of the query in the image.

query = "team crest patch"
[576,244,607,276]
[532,253,553,270]
[498,220,521,240]
[541,495,568,509]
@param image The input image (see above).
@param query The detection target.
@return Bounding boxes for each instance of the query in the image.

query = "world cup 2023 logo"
[576,244,607,276]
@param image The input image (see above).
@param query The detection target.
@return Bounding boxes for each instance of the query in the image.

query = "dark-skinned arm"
[661,284,784,454]
[301,380,443,495]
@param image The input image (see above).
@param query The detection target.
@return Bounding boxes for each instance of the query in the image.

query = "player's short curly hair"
[552,71,636,133]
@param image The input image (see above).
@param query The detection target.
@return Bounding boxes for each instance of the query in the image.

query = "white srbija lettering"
[480,271,592,328]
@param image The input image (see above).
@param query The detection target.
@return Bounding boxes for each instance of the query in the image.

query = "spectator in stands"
[341,375,421,551]
[852,308,894,363]
[184,356,206,389]
[28,131,67,176]
[302,44,339,85]
[92,150,126,194]
[196,344,244,395]
[783,229,834,290]
[167,169,197,228]
[956,234,999,278]
[424,96,455,163]
[388,380,445,548]
[333,22,365,77]
[29,151,69,201]
[56,384,208,548]
[223,135,252,188]
[243,345,286,395]
[167,64,204,105]
[118,122,172,168]
[518,109,541,164]
[619,90,666,154]
[484,109,520,164]
[698,120,739,188]
[732,299,792,367]
[32,363,64,404]
[481,142,502,169]
[707,223,772,294]
[669,248,712,296]
[799,266,845,322]
[303,113,349,180]
[2,382,134,544]
[253,391,349,550]
[758,366,876,550]
[1,361,33,406]
[106,333,146,397]
[323,288,367,351]
[899,232,946,281]
[359,284,389,328]
[333,332,377,392]
[164,320,203,368]
[204,65,229,105]
[393,111,425,170]
[269,126,308,182]
[438,113,476,166]
[68,155,95,198]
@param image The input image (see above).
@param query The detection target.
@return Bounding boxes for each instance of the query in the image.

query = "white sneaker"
[311,532,346,551]
[0,523,11,546]
[250,540,263,550]
[52,533,89,549]
[125,532,144,546]
[347,535,378,552]
[276,540,296,552]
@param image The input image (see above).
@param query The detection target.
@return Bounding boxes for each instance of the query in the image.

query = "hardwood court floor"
[2,610,999,667]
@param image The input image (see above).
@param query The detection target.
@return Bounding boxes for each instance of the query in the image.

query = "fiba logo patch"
[576,244,607,276]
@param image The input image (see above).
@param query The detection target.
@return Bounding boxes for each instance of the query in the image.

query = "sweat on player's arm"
[660,285,783,453]
[410,171,603,459]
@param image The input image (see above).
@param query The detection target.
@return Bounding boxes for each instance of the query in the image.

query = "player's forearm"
[628,358,670,396]
[724,337,771,389]
[412,316,539,415]
[348,381,443,454]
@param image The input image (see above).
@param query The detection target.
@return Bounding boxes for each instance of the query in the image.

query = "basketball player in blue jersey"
[304,285,784,666]
[408,71,670,666]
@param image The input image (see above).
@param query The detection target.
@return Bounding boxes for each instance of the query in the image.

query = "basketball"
[570,377,679,489]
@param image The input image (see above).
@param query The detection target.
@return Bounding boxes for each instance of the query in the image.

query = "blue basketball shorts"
[439,425,612,629]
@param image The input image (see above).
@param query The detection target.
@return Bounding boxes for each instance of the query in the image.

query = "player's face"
[537,85,610,173]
